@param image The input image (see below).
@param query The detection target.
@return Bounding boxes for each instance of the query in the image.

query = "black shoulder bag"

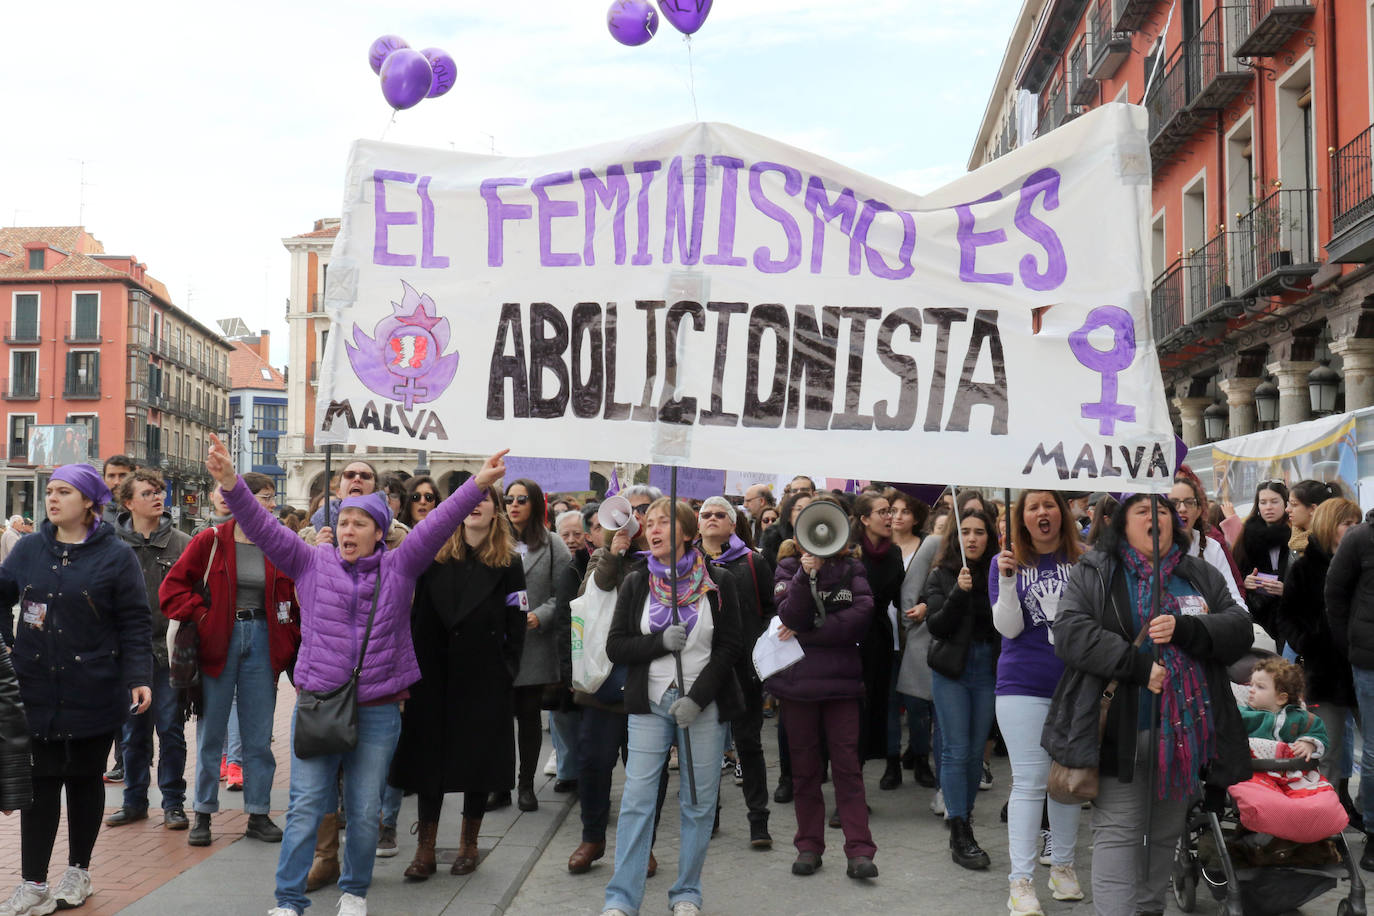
[293,577,381,759]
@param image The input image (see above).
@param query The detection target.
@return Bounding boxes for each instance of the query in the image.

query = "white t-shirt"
[644,594,714,706]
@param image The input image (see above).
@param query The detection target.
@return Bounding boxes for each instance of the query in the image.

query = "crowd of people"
[0,449,1371,916]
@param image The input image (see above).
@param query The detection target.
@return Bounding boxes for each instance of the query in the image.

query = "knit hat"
[700,495,737,524]
[338,492,391,533]
[51,464,112,510]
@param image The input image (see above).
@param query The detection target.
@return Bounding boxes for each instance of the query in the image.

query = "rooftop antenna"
[71,159,94,226]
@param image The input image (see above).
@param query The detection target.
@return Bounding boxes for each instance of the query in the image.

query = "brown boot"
[305,813,340,892]
[404,820,439,880]
[451,816,482,875]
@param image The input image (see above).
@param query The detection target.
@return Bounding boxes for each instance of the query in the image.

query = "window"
[145,424,161,462]
[253,433,281,468]
[9,351,37,398]
[72,293,99,340]
[252,402,287,432]
[65,351,99,398]
[260,368,273,381]
[26,249,43,271]
[11,293,38,341]
[66,415,98,461]
[8,415,33,463]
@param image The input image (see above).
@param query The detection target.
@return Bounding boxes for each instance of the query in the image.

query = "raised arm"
[222,476,314,580]
[392,450,509,577]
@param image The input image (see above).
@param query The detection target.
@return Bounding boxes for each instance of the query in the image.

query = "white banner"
[317,104,1174,490]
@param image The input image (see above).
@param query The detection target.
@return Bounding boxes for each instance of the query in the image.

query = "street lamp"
[1308,362,1340,417]
[1203,401,1229,441]
[1254,378,1279,428]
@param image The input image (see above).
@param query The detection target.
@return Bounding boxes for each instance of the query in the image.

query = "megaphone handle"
[808,571,827,627]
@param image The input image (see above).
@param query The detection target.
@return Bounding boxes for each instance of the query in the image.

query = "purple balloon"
[421,48,456,99]
[656,0,711,35]
[368,35,409,75]
[379,48,432,111]
[608,0,659,46]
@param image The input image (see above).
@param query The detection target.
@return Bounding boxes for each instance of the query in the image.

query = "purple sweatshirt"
[989,552,1074,698]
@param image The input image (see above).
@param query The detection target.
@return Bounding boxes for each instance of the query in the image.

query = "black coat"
[1326,513,1374,669]
[389,554,526,796]
[860,542,904,760]
[703,543,774,685]
[0,646,32,811]
[1280,540,1356,706]
[1,520,152,741]
[551,549,590,712]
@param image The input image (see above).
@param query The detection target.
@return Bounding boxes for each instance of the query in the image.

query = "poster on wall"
[25,425,90,469]
[314,105,1174,491]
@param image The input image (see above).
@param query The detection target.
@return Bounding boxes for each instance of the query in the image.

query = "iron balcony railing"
[1233,187,1319,295]
[1145,50,1191,143]
[63,321,100,344]
[1334,125,1374,235]
[1037,81,1068,138]
[1068,41,1094,106]
[2,377,38,400]
[1183,6,1251,109]
[1088,0,1112,65]
[63,377,100,399]
[1234,0,1317,56]
[3,321,39,344]
[1186,230,1232,318]
[1151,260,1187,342]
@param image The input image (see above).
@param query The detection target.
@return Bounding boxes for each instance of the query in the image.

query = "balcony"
[1146,54,1201,165]
[63,322,101,344]
[1088,0,1132,79]
[2,377,38,401]
[3,322,39,345]
[127,327,149,351]
[1232,187,1321,296]
[1233,0,1315,57]
[1151,260,1187,346]
[1114,0,1157,32]
[63,377,100,400]
[1036,82,1070,139]
[1068,42,1096,106]
[1330,125,1374,263]
[1146,8,1252,169]
[1185,230,1247,321]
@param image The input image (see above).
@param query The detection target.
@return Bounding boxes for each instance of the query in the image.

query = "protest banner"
[503,456,591,493]
[315,104,1173,491]
[648,465,725,500]
[1191,413,1358,506]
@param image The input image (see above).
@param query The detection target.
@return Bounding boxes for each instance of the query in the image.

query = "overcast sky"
[2,0,1019,366]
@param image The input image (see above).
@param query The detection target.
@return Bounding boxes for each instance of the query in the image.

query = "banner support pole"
[669,466,698,806]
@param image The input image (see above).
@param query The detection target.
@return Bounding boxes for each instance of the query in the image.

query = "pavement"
[0,680,1363,915]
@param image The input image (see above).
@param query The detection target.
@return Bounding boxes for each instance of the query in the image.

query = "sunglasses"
[342,470,374,481]
[699,511,730,520]
[630,503,650,515]
[410,492,437,504]
[504,494,531,506]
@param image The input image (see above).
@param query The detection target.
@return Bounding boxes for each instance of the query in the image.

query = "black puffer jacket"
[0,520,153,741]
[1042,549,1253,788]
[1280,539,1355,706]
[1326,511,1374,669]
[0,647,32,811]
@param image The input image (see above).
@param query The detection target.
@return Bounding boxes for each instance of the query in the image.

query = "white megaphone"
[598,494,640,539]
[794,501,852,559]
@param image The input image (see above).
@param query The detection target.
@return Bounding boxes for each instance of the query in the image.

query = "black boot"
[901,746,916,770]
[912,755,937,788]
[949,817,990,870]
[1363,834,1374,872]
[878,756,902,791]
[1341,779,1364,832]
[773,776,793,804]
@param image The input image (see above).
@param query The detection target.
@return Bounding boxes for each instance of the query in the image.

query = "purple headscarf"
[338,492,391,534]
[50,464,113,539]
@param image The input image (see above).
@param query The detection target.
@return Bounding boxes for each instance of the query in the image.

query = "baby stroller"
[1170,652,1366,916]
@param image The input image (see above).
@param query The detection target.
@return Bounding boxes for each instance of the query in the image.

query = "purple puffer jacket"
[764,550,874,702]
[223,475,483,701]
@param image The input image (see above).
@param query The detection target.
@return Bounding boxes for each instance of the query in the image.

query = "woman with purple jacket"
[204,435,508,916]
[766,494,878,881]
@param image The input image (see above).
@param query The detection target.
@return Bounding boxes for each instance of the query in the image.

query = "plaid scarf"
[645,548,713,634]
[1121,544,1215,801]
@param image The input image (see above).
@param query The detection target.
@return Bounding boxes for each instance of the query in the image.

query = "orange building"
[0,226,232,524]
[970,0,1374,444]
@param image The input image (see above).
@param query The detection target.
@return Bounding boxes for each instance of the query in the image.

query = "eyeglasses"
[870,508,894,517]
[699,511,730,520]
[1170,498,1200,511]
[341,470,374,481]
[504,494,530,506]
[410,492,437,504]
[630,503,650,515]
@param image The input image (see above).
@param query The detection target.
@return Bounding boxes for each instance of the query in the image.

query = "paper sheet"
[753,616,805,681]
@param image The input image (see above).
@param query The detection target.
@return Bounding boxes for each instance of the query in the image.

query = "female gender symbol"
[1068,306,1136,435]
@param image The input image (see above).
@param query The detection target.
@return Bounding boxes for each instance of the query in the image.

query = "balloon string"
[685,35,700,122]
[380,112,397,142]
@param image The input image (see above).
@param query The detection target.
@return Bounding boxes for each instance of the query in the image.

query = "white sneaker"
[267,909,301,916]
[543,751,558,777]
[1048,864,1085,901]
[930,788,945,816]
[0,883,55,916]
[1007,877,1044,915]
[1037,828,1052,866]
[670,903,702,916]
[336,893,367,916]
[50,867,90,910]
[980,760,993,790]
[599,910,631,916]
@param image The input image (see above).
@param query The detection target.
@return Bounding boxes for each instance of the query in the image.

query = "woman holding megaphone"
[767,494,879,881]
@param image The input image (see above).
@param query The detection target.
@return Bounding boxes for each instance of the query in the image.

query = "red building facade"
[971,0,1374,443]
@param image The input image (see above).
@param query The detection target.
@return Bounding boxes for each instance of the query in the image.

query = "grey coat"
[1041,549,1254,788]
[116,510,192,668]
[513,532,573,687]
[896,534,942,700]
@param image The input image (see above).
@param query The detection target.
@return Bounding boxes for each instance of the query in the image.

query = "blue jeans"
[222,695,242,766]
[550,709,583,781]
[1352,665,1374,824]
[997,693,1080,880]
[195,618,277,815]
[604,688,725,916]
[931,641,997,820]
[380,782,402,829]
[122,663,186,810]
[276,702,401,913]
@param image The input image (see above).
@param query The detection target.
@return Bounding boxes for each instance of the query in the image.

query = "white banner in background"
[316,105,1173,491]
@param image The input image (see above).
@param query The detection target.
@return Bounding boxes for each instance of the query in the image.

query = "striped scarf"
[1122,544,1215,801]
[646,548,713,634]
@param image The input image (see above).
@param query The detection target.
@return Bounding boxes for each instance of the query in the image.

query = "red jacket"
[159,521,301,679]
